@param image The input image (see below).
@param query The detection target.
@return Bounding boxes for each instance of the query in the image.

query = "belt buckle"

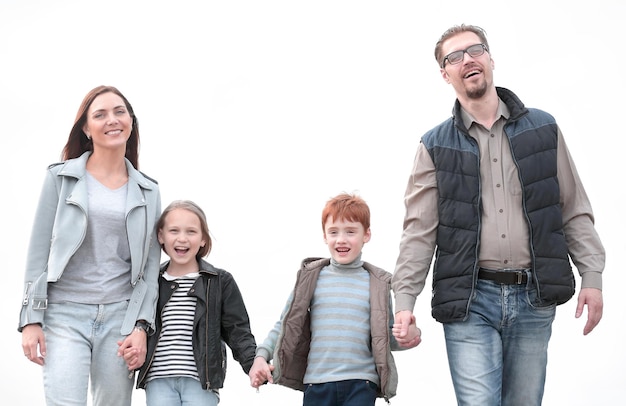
[503,268,525,285]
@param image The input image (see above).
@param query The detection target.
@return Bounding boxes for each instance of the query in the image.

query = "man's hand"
[576,287,603,335]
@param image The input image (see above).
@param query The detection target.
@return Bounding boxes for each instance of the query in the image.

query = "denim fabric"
[443,275,556,406]
[145,377,219,406]
[42,301,134,406]
[303,379,378,406]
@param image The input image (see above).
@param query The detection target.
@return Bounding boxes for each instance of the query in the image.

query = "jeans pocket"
[526,288,557,311]
[365,380,379,394]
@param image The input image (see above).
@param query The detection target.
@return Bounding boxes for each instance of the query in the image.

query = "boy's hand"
[393,310,413,339]
[404,324,422,348]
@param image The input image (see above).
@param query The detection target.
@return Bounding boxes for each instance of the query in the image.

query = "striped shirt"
[146,273,199,383]
[303,259,379,385]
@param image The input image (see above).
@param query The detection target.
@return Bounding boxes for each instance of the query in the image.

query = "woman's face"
[82,92,133,152]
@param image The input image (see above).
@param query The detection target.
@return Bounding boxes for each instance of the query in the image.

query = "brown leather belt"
[478,268,528,285]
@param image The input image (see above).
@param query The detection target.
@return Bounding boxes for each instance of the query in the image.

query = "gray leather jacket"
[18,151,161,335]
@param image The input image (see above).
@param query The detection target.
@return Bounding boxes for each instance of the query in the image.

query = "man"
[392,24,604,406]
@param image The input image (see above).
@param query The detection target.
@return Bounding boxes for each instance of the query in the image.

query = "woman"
[19,85,161,406]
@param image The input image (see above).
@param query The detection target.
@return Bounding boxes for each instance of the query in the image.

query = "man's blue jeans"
[443,275,556,406]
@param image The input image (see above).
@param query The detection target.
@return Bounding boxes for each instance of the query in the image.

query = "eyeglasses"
[441,43,488,68]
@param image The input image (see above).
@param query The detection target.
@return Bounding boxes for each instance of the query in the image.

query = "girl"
[135,200,257,406]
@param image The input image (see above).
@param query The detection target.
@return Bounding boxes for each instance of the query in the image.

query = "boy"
[249,193,421,405]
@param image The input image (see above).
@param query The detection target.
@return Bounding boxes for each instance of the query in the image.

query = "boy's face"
[323,216,371,265]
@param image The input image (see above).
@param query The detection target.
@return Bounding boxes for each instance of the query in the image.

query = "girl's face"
[323,216,370,265]
[82,92,132,152]
[158,208,206,271]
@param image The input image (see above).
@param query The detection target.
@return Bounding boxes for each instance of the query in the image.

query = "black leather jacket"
[136,258,256,390]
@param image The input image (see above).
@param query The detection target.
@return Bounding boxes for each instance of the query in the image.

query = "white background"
[1,1,624,405]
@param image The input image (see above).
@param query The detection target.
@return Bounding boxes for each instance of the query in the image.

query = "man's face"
[440,31,494,100]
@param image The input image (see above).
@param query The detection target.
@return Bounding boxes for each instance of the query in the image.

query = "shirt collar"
[460,97,511,129]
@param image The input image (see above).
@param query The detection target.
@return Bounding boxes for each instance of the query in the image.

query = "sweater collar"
[329,253,364,271]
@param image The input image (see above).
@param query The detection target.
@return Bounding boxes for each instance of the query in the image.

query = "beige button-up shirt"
[392,99,605,313]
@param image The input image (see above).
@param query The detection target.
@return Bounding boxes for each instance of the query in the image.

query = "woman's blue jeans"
[443,276,556,406]
[42,301,134,406]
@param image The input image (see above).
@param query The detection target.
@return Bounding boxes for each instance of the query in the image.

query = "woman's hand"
[22,324,46,366]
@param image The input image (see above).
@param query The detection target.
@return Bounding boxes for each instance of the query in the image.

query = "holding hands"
[248,356,275,389]
[117,328,148,371]
[393,310,422,348]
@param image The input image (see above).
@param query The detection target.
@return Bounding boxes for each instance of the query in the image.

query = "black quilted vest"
[423,87,574,323]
